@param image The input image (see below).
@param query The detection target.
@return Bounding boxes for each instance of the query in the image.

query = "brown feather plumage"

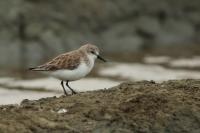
[30,51,82,71]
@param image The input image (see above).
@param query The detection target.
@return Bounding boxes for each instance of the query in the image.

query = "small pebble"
[57,108,68,114]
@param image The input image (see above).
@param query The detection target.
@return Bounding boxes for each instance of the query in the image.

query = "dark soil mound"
[0,79,200,133]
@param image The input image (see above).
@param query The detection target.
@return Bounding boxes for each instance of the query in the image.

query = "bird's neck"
[78,49,96,66]
[84,54,96,69]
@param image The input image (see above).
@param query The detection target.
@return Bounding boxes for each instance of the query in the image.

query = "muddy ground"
[0,79,200,133]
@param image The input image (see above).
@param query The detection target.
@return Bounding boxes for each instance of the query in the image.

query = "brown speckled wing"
[31,52,81,71]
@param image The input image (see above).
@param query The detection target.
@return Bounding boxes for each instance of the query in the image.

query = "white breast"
[49,60,94,81]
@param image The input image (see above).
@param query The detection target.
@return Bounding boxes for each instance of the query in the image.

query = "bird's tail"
[28,67,43,71]
[28,66,48,71]
[28,67,36,71]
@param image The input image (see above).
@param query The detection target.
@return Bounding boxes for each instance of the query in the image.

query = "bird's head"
[80,43,107,62]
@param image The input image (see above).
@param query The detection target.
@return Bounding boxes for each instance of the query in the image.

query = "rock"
[136,16,162,35]
[156,19,195,45]
[0,42,21,69]
[57,108,68,114]
[103,35,143,52]
[102,22,143,52]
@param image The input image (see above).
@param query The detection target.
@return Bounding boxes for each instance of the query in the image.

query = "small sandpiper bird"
[29,44,106,95]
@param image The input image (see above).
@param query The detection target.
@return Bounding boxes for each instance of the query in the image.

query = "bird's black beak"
[97,55,107,62]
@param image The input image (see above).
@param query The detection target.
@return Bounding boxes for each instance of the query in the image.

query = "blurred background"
[0,0,200,104]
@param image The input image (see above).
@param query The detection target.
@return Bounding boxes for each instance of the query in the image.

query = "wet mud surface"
[0,79,200,133]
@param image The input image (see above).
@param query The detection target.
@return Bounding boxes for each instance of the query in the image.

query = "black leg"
[66,81,77,95]
[61,81,68,96]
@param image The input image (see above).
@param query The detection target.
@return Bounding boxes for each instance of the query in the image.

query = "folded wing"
[29,53,81,71]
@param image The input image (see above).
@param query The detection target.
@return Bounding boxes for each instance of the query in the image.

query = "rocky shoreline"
[0,79,199,132]
[1,0,200,69]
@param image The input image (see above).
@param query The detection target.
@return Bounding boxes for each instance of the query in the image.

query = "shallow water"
[0,87,59,105]
[169,56,200,67]
[144,56,200,68]
[0,77,119,104]
[99,63,200,82]
[1,57,200,105]
[0,77,119,92]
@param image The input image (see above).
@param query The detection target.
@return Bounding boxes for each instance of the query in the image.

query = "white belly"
[48,62,93,81]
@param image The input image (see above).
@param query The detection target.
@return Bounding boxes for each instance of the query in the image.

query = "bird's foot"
[64,92,68,96]
[71,90,77,95]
